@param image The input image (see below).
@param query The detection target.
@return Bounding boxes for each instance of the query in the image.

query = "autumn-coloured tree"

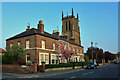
[55,40,74,63]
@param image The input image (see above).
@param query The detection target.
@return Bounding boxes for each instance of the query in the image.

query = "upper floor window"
[69,47,71,51]
[10,43,13,47]
[80,49,82,54]
[73,48,75,53]
[18,41,21,46]
[77,49,79,54]
[42,40,45,49]
[58,44,61,51]
[64,45,67,50]
[26,40,30,49]
[53,43,55,50]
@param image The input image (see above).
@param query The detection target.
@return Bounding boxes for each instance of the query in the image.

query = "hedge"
[37,62,90,71]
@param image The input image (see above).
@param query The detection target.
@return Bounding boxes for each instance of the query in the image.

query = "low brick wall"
[45,66,87,72]
[2,64,33,73]
[45,67,72,72]
[26,65,34,73]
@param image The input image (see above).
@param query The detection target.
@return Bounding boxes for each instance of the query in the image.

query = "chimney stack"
[70,37,75,42]
[38,20,44,33]
[53,30,59,36]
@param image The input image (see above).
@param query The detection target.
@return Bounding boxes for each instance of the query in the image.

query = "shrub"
[26,60,33,66]
[2,53,16,64]
[17,59,26,65]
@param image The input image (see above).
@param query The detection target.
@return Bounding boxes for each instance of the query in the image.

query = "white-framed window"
[26,40,30,49]
[42,40,45,49]
[18,41,21,46]
[69,47,71,51]
[52,55,55,64]
[39,53,49,65]
[73,48,75,53]
[65,58,67,63]
[77,49,79,54]
[80,49,82,54]
[10,43,13,47]
[27,54,30,61]
[53,43,55,50]
[40,54,44,62]
[58,44,61,51]
[45,54,49,64]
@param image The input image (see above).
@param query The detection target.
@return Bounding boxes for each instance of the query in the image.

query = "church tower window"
[69,21,70,30]
[66,22,67,31]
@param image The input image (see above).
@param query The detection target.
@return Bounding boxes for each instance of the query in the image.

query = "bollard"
[72,62,75,69]
[41,62,46,72]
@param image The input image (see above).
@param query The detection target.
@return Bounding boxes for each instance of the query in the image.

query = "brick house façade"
[6,9,84,65]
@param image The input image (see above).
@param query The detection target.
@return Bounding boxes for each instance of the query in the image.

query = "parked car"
[114,61,119,64]
[86,62,98,69]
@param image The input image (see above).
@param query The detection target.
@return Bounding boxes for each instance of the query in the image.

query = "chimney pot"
[26,26,30,31]
[39,20,43,24]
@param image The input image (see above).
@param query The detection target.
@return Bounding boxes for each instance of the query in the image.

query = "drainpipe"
[35,34,37,62]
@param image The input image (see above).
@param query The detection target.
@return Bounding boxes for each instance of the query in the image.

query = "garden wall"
[2,64,33,73]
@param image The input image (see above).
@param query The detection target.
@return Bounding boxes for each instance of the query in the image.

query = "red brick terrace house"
[6,9,84,65]
[0,48,6,55]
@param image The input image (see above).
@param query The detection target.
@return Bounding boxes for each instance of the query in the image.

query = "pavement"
[2,63,120,80]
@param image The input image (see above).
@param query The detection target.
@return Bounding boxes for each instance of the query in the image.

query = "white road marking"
[83,73,88,75]
[64,76,76,80]
[23,76,33,78]
[83,71,94,75]
[70,76,76,78]
[89,71,94,73]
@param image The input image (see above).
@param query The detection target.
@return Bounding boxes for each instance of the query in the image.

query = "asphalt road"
[38,63,119,78]
[2,63,119,80]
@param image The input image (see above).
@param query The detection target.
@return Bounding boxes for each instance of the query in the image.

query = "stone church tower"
[62,8,81,45]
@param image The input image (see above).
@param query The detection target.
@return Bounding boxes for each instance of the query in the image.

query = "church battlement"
[62,8,79,21]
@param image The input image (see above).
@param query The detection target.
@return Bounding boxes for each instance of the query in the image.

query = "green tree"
[2,45,26,64]
[84,55,89,62]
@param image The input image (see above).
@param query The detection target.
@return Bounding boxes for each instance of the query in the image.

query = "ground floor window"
[59,59,61,63]
[45,54,49,64]
[52,59,54,64]
[65,58,67,63]
[56,60,58,64]
[39,53,49,65]
[40,54,44,62]
[39,53,58,65]
[52,55,55,64]
[27,54,30,61]
[76,57,78,62]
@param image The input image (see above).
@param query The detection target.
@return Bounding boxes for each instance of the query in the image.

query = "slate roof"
[6,28,83,48]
